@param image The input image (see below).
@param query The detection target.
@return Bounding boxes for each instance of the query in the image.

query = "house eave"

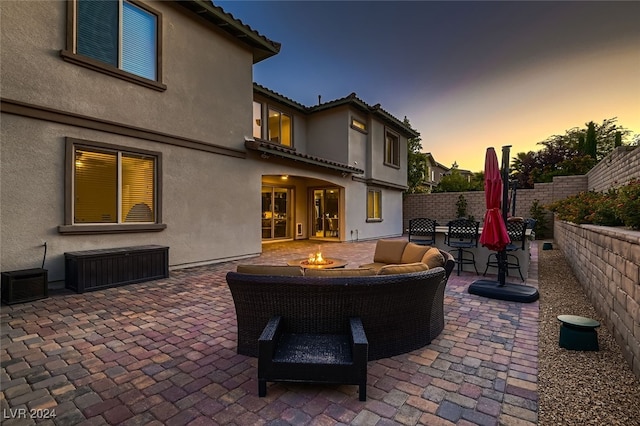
[352,176,408,191]
[178,0,281,64]
[245,138,364,175]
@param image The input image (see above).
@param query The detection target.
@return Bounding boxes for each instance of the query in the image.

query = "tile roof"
[245,139,364,175]
[254,84,419,139]
[178,1,281,63]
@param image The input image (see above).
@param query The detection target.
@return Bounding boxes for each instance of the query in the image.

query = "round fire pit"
[287,258,348,269]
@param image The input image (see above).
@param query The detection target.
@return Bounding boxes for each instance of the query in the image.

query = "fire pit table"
[287,258,348,269]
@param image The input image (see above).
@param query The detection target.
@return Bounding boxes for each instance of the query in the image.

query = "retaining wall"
[587,146,640,192]
[554,220,640,379]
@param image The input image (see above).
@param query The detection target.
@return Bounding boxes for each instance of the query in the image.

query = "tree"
[404,117,428,194]
[584,121,597,159]
[469,171,485,191]
[511,117,632,188]
[433,169,471,193]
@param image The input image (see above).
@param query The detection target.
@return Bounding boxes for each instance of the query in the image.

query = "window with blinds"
[75,0,157,81]
[74,147,156,224]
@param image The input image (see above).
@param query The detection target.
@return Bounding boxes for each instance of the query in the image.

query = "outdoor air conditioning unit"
[1,268,48,305]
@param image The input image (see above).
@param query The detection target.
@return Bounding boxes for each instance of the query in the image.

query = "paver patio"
[1,238,539,425]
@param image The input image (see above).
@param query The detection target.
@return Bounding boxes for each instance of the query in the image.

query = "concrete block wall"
[403,191,486,230]
[588,146,640,192]
[554,220,640,379]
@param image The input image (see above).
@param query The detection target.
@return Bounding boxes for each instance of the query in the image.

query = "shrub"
[617,179,640,229]
[456,194,468,218]
[546,180,640,229]
[528,199,549,239]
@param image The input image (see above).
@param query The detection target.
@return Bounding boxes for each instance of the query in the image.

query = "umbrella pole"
[498,145,511,287]
[468,146,539,303]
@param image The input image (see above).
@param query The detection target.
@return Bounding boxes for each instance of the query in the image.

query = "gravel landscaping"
[538,247,640,425]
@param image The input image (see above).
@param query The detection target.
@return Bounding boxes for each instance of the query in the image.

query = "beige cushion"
[400,242,431,264]
[236,265,303,276]
[373,239,408,264]
[377,262,429,275]
[421,248,445,269]
[359,262,387,273]
[305,268,375,277]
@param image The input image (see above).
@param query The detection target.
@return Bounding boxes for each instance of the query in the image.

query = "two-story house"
[250,86,416,243]
[1,0,416,288]
[423,154,474,191]
[423,153,450,191]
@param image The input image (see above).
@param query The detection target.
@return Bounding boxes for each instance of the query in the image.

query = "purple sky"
[217,1,640,172]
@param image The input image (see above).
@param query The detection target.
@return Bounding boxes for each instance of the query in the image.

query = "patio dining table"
[432,225,533,280]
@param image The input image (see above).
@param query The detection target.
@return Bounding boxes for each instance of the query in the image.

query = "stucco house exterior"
[1,0,416,288]
[422,153,473,192]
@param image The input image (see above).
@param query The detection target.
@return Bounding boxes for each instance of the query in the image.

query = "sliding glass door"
[262,186,292,240]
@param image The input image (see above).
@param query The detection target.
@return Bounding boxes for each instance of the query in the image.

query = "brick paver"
[1,239,539,425]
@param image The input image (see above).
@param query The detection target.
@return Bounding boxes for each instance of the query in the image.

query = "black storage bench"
[65,245,169,293]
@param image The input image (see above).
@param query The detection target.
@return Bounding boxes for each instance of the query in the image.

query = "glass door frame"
[310,187,341,240]
[262,185,293,241]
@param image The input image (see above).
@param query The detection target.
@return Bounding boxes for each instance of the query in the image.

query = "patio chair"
[445,218,479,276]
[408,218,437,246]
[483,220,527,281]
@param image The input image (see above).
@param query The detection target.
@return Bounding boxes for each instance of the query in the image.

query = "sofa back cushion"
[373,239,408,264]
[400,242,431,264]
[305,268,376,277]
[421,248,445,269]
[236,265,304,276]
[377,262,429,275]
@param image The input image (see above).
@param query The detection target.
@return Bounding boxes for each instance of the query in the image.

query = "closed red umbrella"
[479,148,510,251]
[469,146,539,302]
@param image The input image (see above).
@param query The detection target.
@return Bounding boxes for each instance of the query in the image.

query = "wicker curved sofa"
[226,250,454,361]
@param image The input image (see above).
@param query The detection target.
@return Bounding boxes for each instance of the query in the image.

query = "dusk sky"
[217,1,640,172]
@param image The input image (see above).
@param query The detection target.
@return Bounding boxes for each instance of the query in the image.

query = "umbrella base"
[468,279,539,303]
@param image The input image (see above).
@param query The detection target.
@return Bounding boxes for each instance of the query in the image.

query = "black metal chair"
[444,219,479,276]
[408,218,438,246]
[483,220,527,281]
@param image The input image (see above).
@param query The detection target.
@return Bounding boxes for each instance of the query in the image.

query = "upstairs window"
[268,108,292,147]
[351,118,367,133]
[63,0,164,90]
[253,101,263,139]
[384,130,400,167]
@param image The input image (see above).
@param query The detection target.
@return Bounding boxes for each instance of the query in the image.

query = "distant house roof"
[425,153,449,171]
[178,1,281,63]
[245,139,365,175]
[254,84,418,139]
